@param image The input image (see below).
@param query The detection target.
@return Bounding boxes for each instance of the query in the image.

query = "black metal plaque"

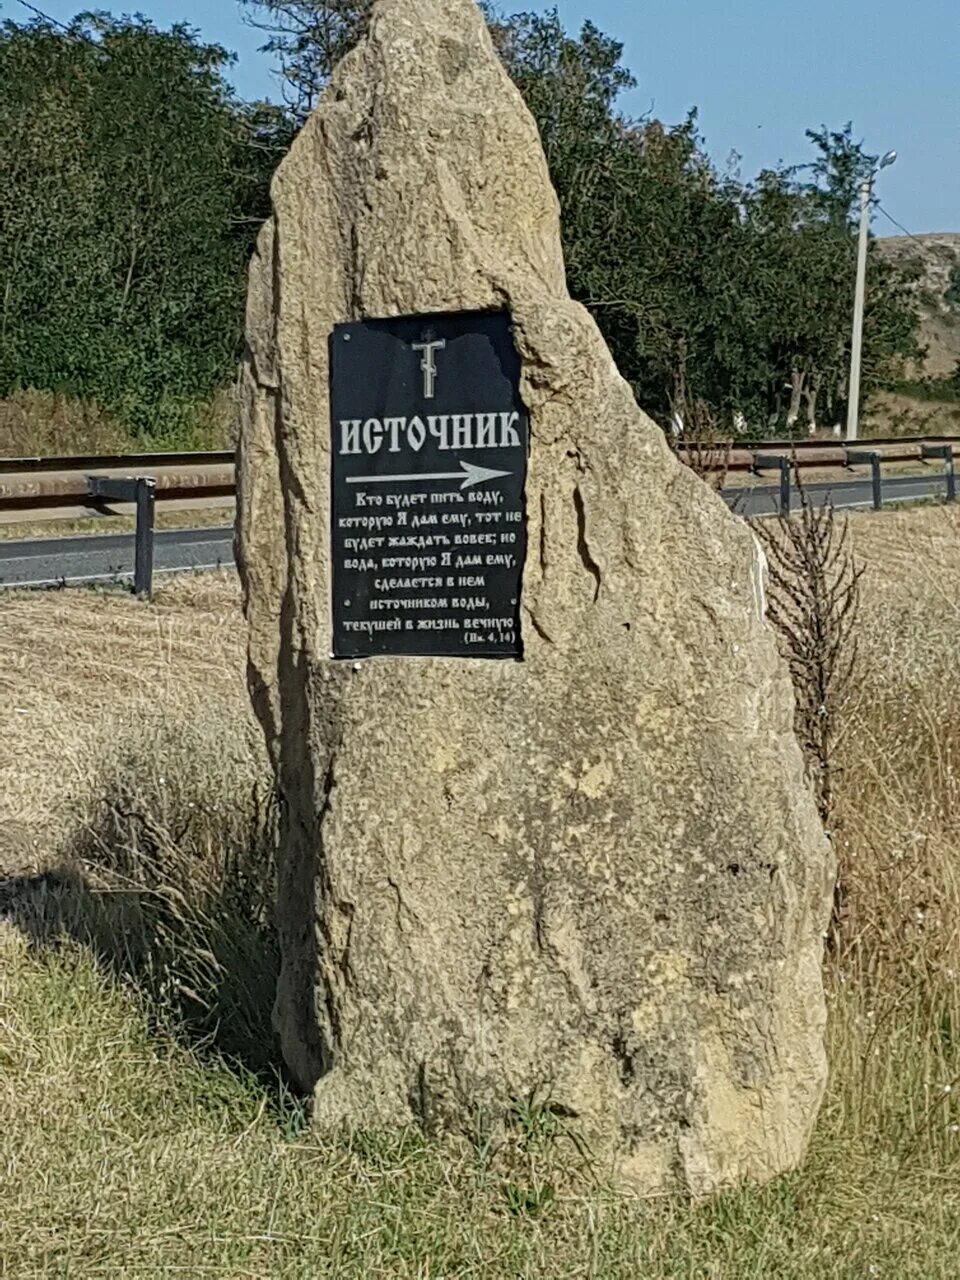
[331,311,528,660]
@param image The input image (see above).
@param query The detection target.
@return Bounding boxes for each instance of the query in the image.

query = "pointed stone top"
[263,0,567,326]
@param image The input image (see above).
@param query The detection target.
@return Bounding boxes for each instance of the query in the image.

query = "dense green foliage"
[0,4,923,443]
[0,13,286,443]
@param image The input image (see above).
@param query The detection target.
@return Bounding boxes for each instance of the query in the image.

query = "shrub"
[22,702,281,1076]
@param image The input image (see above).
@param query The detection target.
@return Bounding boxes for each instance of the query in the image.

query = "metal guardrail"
[682,433,960,454]
[0,455,233,598]
[751,456,792,515]
[679,434,960,474]
[843,450,883,511]
[748,444,959,515]
[0,450,233,474]
[0,440,958,592]
[2,438,958,477]
[0,456,233,516]
[921,444,957,503]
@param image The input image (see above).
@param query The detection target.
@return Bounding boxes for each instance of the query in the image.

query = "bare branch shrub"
[668,349,733,491]
[756,481,863,824]
[756,478,864,942]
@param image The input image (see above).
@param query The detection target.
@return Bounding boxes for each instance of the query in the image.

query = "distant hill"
[878,233,960,380]
[864,234,960,437]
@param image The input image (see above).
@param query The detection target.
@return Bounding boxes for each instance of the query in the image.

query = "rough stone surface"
[236,0,834,1195]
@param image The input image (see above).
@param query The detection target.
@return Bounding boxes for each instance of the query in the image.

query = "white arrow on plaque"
[346,461,512,490]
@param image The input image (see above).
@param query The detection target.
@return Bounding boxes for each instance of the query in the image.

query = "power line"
[876,202,939,254]
[15,0,72,32]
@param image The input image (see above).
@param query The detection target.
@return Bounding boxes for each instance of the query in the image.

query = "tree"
[739,128,923,433]
[0,13,284,441]
[2,4,922,445]
[556,112,756,423]
[239,0,372,120]
[236,4,920,433]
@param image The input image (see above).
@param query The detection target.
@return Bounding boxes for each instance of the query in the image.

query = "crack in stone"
[387,876,406,935]
[314,756,353,1055]
[573,485,602,602]
[611,1028,637,1086]
[524,605,555,646]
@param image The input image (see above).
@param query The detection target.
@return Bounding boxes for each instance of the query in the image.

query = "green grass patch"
[2,931,960,1277]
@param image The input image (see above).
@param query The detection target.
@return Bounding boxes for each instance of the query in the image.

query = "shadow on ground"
[0,780,287,1086]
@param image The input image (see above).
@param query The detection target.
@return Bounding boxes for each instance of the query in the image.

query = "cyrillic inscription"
[330,311,528,659]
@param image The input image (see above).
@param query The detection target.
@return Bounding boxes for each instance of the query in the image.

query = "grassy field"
[863,389,960,439]
[0,388,234,458]
[1,508,960,1277]
[1,384,956,464]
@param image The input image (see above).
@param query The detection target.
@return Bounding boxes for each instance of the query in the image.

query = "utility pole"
[846,150,897,442]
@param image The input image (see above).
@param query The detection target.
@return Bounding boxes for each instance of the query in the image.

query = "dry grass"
[0,389,131,457]
[843,503,960,601]
[834,509,960,966]
[0,573,244,862]
[864,390,960,439]
[1,505,960,1275]
[818,523,960,1235]
[0,572,276,1074]
[0,387,236,458]
[3,923,960,1279]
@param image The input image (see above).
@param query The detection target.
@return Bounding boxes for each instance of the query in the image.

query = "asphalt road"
[725,472,953,517]
[0,472,952,590]
[0,526,235,590]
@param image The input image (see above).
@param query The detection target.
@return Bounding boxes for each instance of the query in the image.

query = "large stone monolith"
[237,0,833,1194]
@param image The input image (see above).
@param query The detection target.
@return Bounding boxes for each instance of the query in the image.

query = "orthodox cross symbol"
[412,339,447,400]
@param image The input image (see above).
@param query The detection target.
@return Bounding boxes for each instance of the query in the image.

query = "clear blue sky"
[8,0,959,234]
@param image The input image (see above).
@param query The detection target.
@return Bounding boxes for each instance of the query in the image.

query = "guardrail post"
[922,444,957,503]
[845,448,882,510]
[752,454,792,516]
[134,477,156,598]
[87,473,156,598]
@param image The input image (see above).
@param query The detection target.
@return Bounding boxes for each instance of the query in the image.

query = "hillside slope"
[879,233,960,379]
